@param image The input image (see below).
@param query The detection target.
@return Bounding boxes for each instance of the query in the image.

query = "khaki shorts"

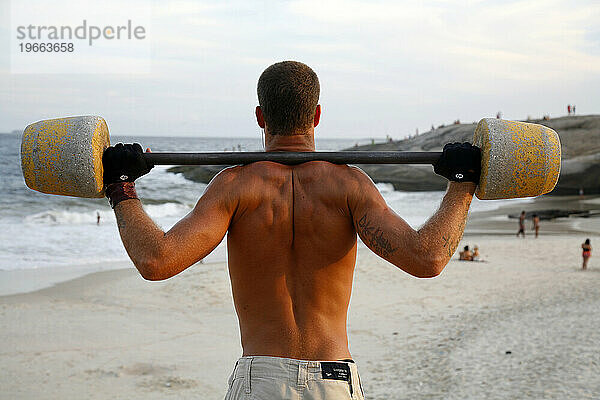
[224,356,365,399]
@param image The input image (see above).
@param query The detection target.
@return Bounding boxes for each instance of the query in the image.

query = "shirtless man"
[532,214,540,238]
[102,61,481,399]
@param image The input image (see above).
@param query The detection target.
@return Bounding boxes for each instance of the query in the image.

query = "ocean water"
[0,133,524,271]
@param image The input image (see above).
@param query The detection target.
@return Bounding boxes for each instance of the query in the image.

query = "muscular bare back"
[115,149,474,362]
[226,161,359,360]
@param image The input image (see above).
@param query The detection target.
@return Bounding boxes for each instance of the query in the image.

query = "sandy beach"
[1,198,599,399]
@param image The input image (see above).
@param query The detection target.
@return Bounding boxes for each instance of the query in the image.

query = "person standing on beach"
[517,210,526,238]
[582,239,592,270]
[101,61,481,400]
[96,211,101,225]
[532,214,540,238]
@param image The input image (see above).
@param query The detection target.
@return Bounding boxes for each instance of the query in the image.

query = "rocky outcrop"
[167,165,224,184]
[167,115,600,195]
[353,115,600,194]
[553,153,600,195]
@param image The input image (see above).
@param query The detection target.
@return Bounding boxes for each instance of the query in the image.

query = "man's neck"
[265,131,315,152]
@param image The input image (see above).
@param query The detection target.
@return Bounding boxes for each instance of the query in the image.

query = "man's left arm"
[103,143,237,280]
[113,171,236,280]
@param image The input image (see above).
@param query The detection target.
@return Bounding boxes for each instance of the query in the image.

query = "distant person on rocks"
[459,245,473,261]
[582,239,592,270]
[97,211,101,225]
[532,214,540,238]
[573,105,576,114]
[496,112,501,119]
[517,211,526,238]
[579,188,584,198]
[567,104,571,115]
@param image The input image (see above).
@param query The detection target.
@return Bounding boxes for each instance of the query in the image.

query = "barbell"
[20,116,561,200]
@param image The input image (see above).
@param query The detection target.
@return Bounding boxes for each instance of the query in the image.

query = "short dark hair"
[257,61,320,136]
[464,246,469,251]
[585,238,591,245]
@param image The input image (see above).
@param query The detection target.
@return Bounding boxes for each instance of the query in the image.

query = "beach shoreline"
[3,194,598,297]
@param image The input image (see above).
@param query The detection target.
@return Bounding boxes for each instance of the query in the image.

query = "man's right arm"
[348,168,475,277]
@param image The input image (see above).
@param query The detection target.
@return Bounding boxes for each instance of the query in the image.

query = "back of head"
[464,245,469,251]
[586,239,591,245]
[257,61,320,136]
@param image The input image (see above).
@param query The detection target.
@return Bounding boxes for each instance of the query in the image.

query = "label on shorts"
[321,362,350,382]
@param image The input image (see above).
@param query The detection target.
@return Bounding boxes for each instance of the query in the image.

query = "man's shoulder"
[209,162,371,189]
[208,165,244,186]
[232,161,365,178]
[297,162,374,188]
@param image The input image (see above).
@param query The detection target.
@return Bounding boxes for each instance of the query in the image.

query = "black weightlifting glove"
[102,143,154,186]
[433,142,481,183]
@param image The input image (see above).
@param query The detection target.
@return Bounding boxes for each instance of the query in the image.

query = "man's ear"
[314,104,321,127]
[256,106,265,128]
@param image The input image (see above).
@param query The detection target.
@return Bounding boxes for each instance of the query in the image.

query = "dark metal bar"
[144,151,442,166]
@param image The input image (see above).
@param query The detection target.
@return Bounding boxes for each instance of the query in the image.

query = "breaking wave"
[24,202,192,225]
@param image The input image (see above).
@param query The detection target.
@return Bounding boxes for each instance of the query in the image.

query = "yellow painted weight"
[20,116,110,198]
[473,119,561,200]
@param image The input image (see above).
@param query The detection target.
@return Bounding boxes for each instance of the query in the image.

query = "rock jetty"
[167,115,600,195]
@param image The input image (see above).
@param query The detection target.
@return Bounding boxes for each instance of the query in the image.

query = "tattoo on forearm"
[115,211,126,230]
[357,214,399,258]
[442,234,460,257]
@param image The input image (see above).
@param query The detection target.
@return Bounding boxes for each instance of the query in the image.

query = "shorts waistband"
[232,356,359,381]
[229,356,363,398]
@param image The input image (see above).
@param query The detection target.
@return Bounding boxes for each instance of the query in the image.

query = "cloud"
[1,0,599,137]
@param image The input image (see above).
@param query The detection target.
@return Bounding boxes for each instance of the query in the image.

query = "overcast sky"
[1,0,599,139]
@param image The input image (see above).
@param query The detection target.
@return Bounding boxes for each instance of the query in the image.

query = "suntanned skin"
[532,215,540,238]
[112,105,475,361]
[582,242,592,270]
